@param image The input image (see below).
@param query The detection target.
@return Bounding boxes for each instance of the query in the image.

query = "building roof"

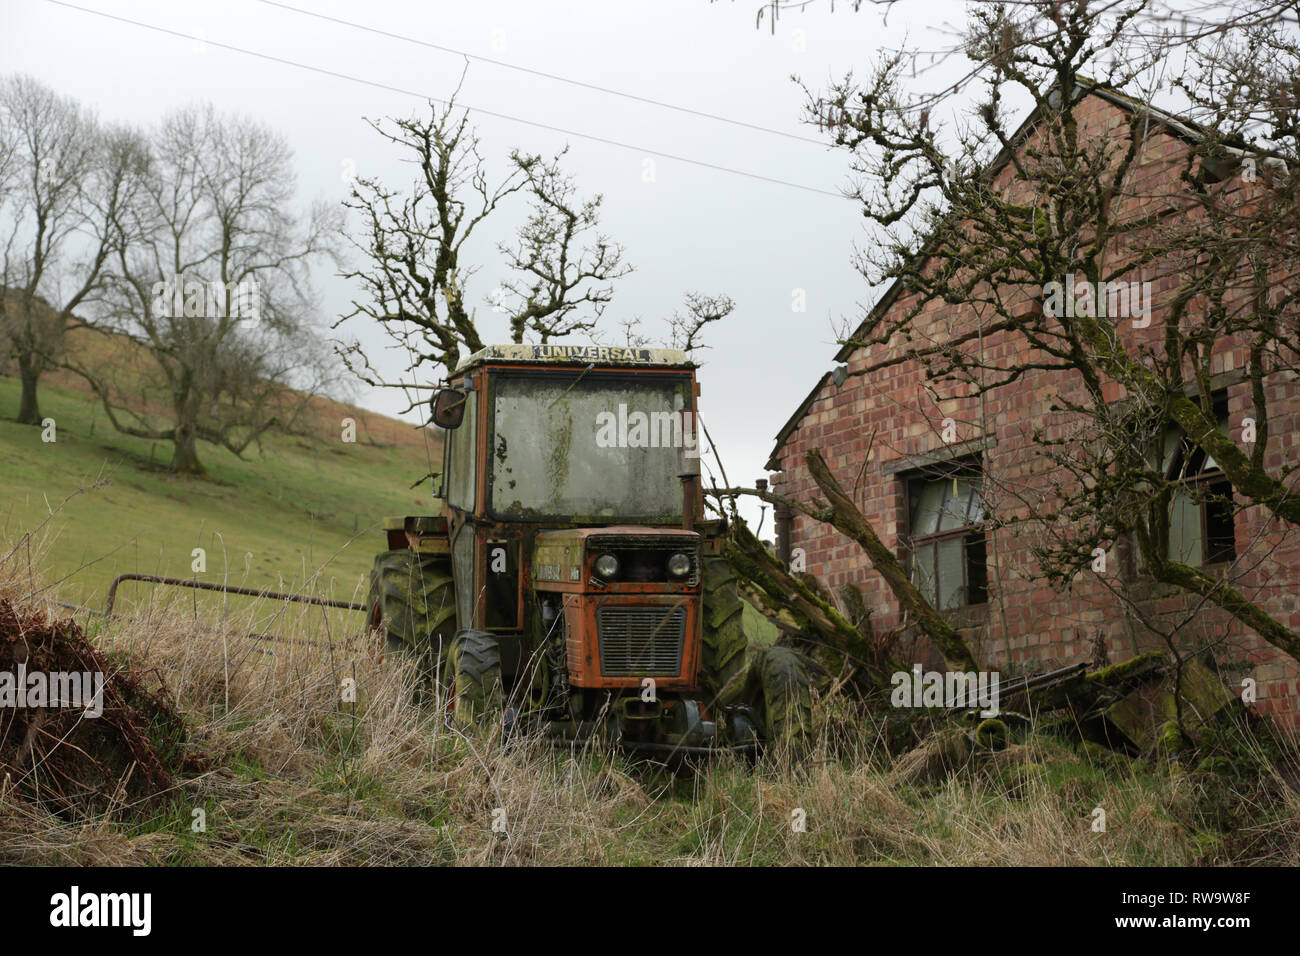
[766,79,1212,472]
[764,370,831,471]
[831,79,1204,366]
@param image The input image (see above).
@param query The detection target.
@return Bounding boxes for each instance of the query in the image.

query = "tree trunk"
[15,357,41,426]
[169,422,207,476]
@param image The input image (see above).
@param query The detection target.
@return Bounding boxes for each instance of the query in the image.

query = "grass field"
[0,373,441,624]
[3,592,1295,866]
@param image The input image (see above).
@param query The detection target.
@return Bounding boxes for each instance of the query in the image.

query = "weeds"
[1,563,1296,865]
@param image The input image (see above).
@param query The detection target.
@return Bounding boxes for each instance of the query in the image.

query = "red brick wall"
[771,92,1300,727]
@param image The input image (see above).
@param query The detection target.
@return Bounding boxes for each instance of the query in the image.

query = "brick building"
[765,84,1300,726]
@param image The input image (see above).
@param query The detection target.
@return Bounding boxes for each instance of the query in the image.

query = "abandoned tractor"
[368,344,813,756]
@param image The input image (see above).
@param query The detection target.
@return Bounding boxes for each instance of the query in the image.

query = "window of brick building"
[905,460,988,610]
[1158,396,1236,567]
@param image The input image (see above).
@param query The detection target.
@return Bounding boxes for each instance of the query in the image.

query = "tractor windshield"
[488,369,694,520]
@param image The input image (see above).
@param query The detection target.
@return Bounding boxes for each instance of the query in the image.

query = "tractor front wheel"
[446,629,503,727]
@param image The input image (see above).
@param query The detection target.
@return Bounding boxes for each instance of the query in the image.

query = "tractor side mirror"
[431,388,466,429]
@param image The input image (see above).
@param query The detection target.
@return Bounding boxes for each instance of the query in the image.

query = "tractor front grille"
[597,605,686,677]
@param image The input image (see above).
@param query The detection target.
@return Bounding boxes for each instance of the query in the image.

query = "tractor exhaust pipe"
[680,472,697,531]
[678,411,700,531]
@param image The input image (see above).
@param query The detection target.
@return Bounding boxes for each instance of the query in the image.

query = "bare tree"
[667,292,737,354]
[0,98,16,208]
[340,97,529,381]
[782,0,1300,666]
[0,75,143,425]
[497,149,632,343]
[599,292,737,358]
[738,0,1299,103]
[71,104,339,476]
[339,95,654,389]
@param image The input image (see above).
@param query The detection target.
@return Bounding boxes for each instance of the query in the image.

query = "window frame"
[443,388,478,514]
[1158,394,1237,569]
[902,456,989,611]
[483,367,694,523]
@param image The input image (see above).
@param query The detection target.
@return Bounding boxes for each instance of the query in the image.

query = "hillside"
[0,338,442,620]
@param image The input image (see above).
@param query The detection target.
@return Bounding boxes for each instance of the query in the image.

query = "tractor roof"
[453,343,694,375]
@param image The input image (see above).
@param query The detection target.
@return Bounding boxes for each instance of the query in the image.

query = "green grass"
[0,376,440,618]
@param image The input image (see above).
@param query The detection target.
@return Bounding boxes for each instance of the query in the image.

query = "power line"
[257,0,829,147]
[45,0,848,200]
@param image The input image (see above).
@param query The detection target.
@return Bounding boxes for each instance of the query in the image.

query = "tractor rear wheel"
[700,555,751,707]
[753,645,815,747]
[446,629,503,726]
[703,553,816,747]
[368,549,457,669]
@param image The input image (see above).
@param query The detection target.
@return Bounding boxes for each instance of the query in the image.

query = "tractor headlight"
[593,553,620,580]
[666,552,692,579]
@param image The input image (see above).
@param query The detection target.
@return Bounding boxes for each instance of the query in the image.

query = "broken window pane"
[1200,411,1229,473]
[937,478,978,531]
[910,482,945,536]
[935,535,964,609]
[1160,394,1235,567]
[911,540,937,605]
[964,480,986,524]
[1204,479,1236,564]
[1169,486,1204,566]
[965,531,988,604]
[1157,425,1182,475]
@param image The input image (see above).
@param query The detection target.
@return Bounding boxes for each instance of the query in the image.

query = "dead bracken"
[0,599,204,818]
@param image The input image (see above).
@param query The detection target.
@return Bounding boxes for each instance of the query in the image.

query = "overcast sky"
[3,0,975,527]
